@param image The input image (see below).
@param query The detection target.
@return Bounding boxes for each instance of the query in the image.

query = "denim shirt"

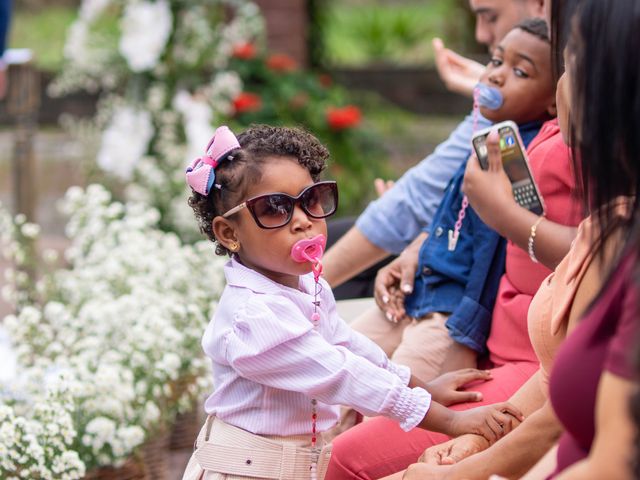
[356,111,492,254]
[404,121,543,353]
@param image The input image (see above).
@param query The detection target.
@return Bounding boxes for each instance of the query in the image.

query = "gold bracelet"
[527,216,545,264]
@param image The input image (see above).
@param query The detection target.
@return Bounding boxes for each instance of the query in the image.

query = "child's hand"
[449,402,524,442]
[462,130,518,234]
[425,369,492,406]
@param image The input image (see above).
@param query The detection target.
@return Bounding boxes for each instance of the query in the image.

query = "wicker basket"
[83,458,146,480]
[170,405,204,451]
[140,430,171,480]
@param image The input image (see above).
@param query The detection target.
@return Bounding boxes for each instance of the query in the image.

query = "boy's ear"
[213,216,239,252]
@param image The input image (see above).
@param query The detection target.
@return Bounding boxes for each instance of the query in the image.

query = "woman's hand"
[425,369,492,406]
[432,37,485,97]
[462,130,518,233]
[402,462,454,480]
[449,402,524,442]
[419,434,490,465]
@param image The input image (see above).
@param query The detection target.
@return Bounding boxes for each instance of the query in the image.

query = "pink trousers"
[324,361,539,480]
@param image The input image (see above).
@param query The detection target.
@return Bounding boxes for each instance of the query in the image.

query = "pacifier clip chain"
[290,234,326,479]
[449,87,481,252]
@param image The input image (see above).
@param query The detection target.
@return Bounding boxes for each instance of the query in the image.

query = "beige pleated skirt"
[182,416,332,480]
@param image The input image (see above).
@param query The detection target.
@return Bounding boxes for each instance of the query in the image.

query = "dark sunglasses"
[222,181,338,229]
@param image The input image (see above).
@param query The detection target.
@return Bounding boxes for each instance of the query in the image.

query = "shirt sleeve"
[322,284,412,384]
[445,207,506,353]
[604,266,639,379]
[223,297,430,431]
[355,111,491,254]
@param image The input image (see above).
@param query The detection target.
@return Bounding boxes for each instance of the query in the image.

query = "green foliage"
[323,0,473,66]
[10,6,76,71]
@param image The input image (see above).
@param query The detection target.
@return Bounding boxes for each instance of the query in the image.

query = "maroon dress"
[548,250,639,476]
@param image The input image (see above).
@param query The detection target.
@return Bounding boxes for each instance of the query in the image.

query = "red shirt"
[487,119,584,366]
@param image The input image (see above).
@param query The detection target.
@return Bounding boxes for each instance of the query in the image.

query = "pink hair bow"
[185,126,241,196]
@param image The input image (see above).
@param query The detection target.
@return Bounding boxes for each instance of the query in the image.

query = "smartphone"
[471,120,545,215]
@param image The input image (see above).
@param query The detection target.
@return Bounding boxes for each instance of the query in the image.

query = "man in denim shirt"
[348,19,557,381]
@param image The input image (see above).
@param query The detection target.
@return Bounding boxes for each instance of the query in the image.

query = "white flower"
[173,90,215,163]
[20,222,40,239]
[97,106,154,180]
[119,1,173,72]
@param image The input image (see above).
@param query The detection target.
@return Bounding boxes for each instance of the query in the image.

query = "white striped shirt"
[202,258,431,436]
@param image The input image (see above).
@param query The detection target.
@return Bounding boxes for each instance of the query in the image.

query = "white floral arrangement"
[0,382,85,480]
[1,186,225,471]
[50,0,263,240]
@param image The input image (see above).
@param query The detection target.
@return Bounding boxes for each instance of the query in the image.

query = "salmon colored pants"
[324,361,539,480]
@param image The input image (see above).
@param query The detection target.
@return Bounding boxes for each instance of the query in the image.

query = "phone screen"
[472,124,544,215]
[473,126,528,183]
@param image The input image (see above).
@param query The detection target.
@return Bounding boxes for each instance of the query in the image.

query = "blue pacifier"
[475,83,504,110]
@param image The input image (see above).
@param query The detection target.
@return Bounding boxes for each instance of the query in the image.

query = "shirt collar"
[224,256,315,296]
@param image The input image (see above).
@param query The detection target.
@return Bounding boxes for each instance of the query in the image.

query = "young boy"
[350,17,557,380]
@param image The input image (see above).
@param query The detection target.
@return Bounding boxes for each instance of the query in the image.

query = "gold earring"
[229,242,239,252]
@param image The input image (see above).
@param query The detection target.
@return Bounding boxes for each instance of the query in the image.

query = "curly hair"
[188,124,329,256]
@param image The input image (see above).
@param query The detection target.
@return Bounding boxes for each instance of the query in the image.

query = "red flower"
[266,53,297,72]
[318,73,333,88]
[232,42,257,60]
[233,92,262,114]
[289,92,309,109]
[326,105,362,130]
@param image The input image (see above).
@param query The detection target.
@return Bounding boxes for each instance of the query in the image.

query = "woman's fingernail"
[475,393,482,401]
[386,312,394,322]
[382,295,389,304]
[401,284,413,294]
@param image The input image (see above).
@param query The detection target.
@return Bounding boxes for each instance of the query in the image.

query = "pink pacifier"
[291,234,326,281]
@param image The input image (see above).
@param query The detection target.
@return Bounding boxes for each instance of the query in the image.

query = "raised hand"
[374,178,396,197]
[432,37,486,97]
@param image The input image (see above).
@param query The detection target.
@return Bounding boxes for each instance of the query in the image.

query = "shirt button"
[435,227,444,237]
[422,266,433,275]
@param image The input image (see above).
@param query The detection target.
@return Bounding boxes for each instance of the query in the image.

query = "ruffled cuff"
[392,387,431,432]
[386,360,411,385]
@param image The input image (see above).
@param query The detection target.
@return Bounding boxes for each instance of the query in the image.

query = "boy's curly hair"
[188,125,329,256]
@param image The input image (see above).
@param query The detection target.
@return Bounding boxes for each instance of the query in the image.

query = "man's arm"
[323,112,491,287]
[322,227,390,288]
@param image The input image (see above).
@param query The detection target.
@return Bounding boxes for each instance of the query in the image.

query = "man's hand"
[373,232,426,322]
[419,434,489,465]
[426,368,492,406]
[432,37,485,98]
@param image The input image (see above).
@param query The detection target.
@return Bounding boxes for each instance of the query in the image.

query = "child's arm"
[418,401,524,443]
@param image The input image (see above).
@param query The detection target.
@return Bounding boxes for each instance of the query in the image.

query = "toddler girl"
[181,124,522,480]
